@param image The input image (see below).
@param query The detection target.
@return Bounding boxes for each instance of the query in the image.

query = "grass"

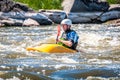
[14,0,120,10]
[107,0,120,4]
[14,0,63,10]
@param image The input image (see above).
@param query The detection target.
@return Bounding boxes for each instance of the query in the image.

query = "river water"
[0,24,120,80]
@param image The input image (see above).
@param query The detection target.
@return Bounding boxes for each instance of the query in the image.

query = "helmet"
[61,19,72,26]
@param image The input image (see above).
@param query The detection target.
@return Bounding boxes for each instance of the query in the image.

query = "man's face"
[62,24,70,31]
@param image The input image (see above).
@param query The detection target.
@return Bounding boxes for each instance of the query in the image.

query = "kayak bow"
[26,44,76,53]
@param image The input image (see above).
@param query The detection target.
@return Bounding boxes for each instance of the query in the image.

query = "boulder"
[0,12,53,25]
[0,0,33,12]
[12,2,33,12]
[105,19,120,26]
[62,0,88,13]
[0,0,14,12]
[9,18,24,26]
[62,0,109,13]
[23,18,40,26]
[26,12,52,25]
[0,22,5,27]
[100,11,120,22]
[1,18,23,26]
[88,1,109,11]
[1,19,14,26]
[68,12,102,23]
[39,10,67,24]
[109,4,120,11]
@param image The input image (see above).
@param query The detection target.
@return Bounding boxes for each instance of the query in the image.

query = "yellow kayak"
[26,44,76,53]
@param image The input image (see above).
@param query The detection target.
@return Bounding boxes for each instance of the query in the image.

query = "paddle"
[56,25,61,44]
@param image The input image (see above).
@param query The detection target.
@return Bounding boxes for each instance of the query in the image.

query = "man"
[56,19,79,50]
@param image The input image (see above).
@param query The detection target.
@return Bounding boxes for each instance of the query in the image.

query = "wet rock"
[23,18,40,26]
[0,12,53,25]
[1,19,14,26]
[9,18,24,26]
[100,11,120,22]
[28,12,52,25]
[68,12,102,23]
[0,16,9,20]
[62,0,109,13]
[0,12,26,20]
[39,10,67,24]
[1,18,23,26]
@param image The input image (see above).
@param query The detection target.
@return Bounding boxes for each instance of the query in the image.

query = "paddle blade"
[57,25,61,36]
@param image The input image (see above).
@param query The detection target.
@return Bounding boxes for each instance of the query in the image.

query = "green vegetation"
[107,0,120,4]
[14,0,120,10]
[14,0,63,10]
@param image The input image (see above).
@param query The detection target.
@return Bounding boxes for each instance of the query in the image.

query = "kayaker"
[56,19,79,50]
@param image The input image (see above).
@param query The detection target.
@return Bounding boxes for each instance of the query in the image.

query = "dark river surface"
[0,24,120,80]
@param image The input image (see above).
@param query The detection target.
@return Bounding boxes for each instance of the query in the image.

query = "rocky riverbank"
[0,0,120,27]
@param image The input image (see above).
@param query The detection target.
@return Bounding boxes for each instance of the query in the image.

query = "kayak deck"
[26,44,76,53]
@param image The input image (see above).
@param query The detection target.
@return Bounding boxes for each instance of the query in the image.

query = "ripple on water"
[51,67,120,80]
[0,25,120,80]
[0,71,52,80]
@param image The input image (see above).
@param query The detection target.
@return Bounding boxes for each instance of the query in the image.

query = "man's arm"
[58,39,73,47]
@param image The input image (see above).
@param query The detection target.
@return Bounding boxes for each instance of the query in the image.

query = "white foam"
[6,76,20,80]
[87,59,112,64]
[0,65,10,69]
[16,66,23,71]
[79,33,104,46]
[109,37,120,46]
[60,57,78,63]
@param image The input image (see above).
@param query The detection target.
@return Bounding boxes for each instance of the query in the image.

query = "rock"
[1,19,14,26]
[0,0,14,12]
[100,11,120,22]
[105,19,120,26]
[0,22,5,27]
[68,12,102,23]
[1,18,23,26]
[62,0,88,13]
[88,1,109,11]
[0,12,53,25]
[26,12,53,25]
[12,2,33,12]
[109,4,120,11]
[116,20,120,26]
[0,16,9,20]
[62,0,109,13]
[9,18,24,26]
[23,18,40,26]
[0,12,26,20]
[0,0,33,12]
[109,7,120,11]
[39,10,67,24]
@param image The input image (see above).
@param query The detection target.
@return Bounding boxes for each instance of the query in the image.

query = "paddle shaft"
[56,25,61,44]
